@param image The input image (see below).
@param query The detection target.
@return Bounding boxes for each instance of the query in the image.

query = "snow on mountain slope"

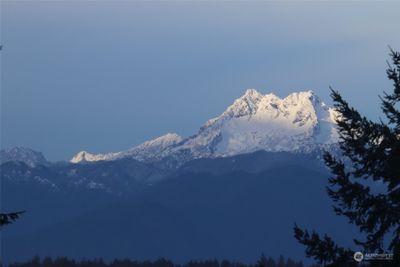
[70,133,183,163]
[161,89,338,160]
[70,89,339,164]
[70,151,118,163]
[122,133,183,161]
[0,147,49,167]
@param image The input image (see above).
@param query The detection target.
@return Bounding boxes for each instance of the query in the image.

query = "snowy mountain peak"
[71,151,91,163]
[0,147,48,167]
[71,151,90,162]
[243,88,264,99]
[70,89,339,165]
[219,89,324,123]
[174,89,339,159]
[223,88,265,118]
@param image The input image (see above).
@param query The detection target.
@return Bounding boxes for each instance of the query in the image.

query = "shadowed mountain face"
[0,150,326,197]
[0,147,49,167]
[2,153,358,264]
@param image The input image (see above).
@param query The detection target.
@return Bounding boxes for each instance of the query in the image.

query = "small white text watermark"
[354,251,393,262]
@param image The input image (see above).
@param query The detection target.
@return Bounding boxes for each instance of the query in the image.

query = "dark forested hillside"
[2,160,358,264]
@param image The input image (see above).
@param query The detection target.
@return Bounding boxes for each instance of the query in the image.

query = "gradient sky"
[1,1,400,161]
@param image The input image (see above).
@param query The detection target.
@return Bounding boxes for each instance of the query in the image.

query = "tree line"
[3,255,305,267]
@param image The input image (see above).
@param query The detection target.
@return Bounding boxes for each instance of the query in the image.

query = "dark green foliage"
[293,226,354,266]
[256,254,277,267]
[7,256,303,267]
[0,211,25,227]
[294,49,400,266]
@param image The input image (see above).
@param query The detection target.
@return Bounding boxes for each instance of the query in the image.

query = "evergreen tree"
[42,257,53,267]
[276,256,285,267]
[0,211,25,228]
[294,49,400,266]
[257,254,277,267]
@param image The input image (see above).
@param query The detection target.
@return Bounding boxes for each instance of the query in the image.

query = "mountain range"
[70,89,339,167]
[1,89,352,264]
[1,89,341,193]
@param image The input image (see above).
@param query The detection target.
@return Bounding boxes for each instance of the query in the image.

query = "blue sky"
[1,1,399,160]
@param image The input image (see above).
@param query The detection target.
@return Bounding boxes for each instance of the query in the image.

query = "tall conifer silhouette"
[294,48,400,267]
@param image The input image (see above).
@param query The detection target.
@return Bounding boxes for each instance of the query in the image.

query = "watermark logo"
[353,251,393,262]
[354,251,364,262]
[365,253,394,261]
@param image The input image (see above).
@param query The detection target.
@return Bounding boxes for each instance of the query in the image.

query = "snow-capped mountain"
[71,89,339,165]
[0,147,48,167]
